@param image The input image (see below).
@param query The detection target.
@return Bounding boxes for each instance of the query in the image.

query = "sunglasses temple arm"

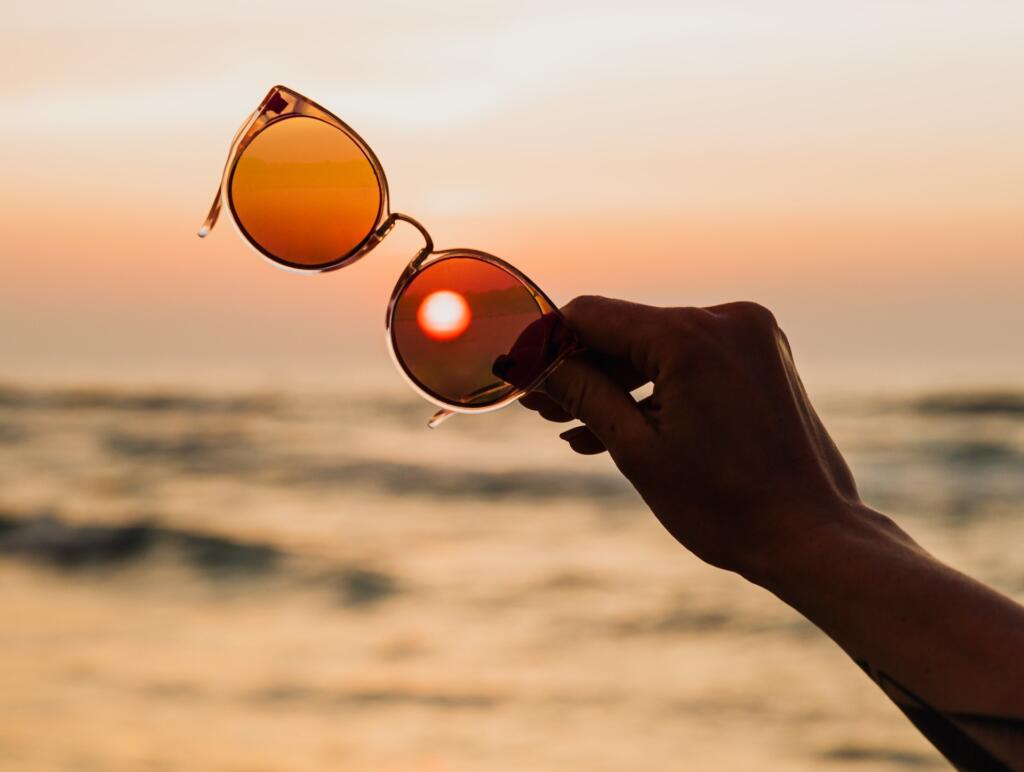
[427,381,517,428]
[427,408,456,428]
[426,338,583,428]
[199,106,262,239]
[197,189,222,238]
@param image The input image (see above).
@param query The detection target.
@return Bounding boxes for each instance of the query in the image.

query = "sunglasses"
[199,85,576,427]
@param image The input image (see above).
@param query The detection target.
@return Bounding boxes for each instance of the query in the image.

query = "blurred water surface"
[1,374,1022,771]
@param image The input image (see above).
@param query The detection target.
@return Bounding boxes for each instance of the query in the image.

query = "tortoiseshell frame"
[199,85,572,427]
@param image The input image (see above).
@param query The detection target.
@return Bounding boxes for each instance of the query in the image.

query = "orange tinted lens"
[392,256,570,407]
[229,116,382,268]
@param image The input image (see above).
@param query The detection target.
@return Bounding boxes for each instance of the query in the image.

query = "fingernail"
[491,355,513,381]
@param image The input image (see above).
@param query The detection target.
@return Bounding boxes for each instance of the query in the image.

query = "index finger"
[520,349,650,422]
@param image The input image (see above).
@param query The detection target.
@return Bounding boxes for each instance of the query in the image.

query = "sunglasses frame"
[199,85,572,426]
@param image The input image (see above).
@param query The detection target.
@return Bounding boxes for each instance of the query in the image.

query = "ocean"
[1,372,1022,771]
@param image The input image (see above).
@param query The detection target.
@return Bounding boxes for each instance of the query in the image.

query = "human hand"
[521,296,862,580]
[522,297,1024,768]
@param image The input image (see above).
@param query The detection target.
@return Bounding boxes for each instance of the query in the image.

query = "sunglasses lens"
[392,255,572,408]
[229,116,382,268]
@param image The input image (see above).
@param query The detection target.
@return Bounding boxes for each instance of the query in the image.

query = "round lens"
[392,255,570,408]
[229,116,382,268]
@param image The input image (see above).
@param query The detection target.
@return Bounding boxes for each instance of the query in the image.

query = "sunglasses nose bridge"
[388,212,434,268]
[382,212,437,330]
[369,212,434,273]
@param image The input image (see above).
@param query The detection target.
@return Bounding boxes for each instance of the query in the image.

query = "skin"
[521,296,1024,771]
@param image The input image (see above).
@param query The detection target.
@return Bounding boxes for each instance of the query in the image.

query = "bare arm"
[521,296,1024,771]
[761,508,1024,770]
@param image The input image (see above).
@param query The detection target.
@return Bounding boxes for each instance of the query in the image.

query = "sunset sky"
[3,1,1022,388]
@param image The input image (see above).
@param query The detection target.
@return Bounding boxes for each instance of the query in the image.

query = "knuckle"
[725,302,788,356]
[731,301,777,330]
[658,306,715,361]
[560,294,605,321]
[664,305,708,332]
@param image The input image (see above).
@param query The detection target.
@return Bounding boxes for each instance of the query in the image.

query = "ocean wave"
[0,383,282,415]
[819,745,943,767]
[607,602,815,638]
[913,392,1024,417]
[275,459,636,504]
[102,429,246,464]
[248,685,501,709]
[0,421,26,444]
[96,424,637,503]
[0,513,398,606]
[319,566,398,607]
[0,513,279,574]
[924,439,1022,467]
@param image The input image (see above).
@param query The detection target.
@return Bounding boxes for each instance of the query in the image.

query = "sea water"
[1,372,1021,771]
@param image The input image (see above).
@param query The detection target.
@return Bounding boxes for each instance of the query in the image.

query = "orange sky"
[2,2,1022,387]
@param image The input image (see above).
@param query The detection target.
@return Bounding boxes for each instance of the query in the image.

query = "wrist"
[739,501,922,597]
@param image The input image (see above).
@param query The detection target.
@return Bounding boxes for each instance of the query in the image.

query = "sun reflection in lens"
[417,290,472,341]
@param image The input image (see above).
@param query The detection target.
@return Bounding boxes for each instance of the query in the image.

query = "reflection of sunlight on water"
[1,377,1021,770]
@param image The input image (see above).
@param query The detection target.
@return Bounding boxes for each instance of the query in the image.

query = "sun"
[417,290,472,341]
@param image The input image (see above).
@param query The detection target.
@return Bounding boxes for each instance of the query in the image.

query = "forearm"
[749,504,1024,769]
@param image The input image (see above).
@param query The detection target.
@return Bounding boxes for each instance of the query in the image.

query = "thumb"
[542,354,650,459]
